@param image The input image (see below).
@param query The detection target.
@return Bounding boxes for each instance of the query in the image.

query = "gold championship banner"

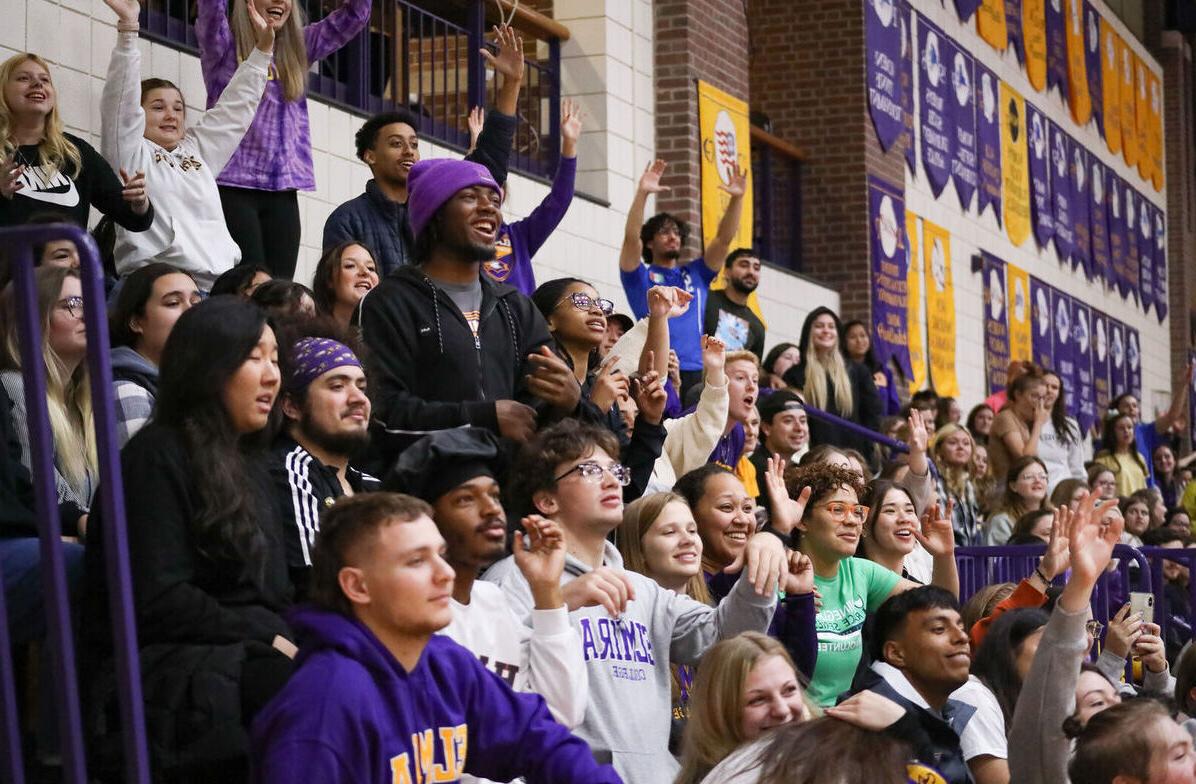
[698,80,762,321]
[1064,0,1090,124]
[906,210,928,392]
[1149,71,1164,191]
[1000,81,1031,247]
[1118,36,1137,169]
[922,219,959,397]
[978,0,1007,52]
[1024,0,1047,92]
[1101,18,1121,155]
[1007,262,1032,362]
[1134,57,1151,183]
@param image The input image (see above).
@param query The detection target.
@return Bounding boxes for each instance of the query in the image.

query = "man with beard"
[267,334,379,598]
[704,248,765,358]
[619,159,747,397]
[386,428,588,753]
[357,158,581,467]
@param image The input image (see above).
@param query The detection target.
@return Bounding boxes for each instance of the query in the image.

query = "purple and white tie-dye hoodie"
[196,0,371,192]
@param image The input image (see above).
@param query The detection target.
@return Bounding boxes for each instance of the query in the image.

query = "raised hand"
[906,410,929,454]
[1064,495,1123,586]
[668,350,682,389]
[589,359,629,414]
[482,24,525,83]
[1033,398,1051,429]
[513,515,567,608]
[727,529,787,596]
[701,335,726,374]
[467,106,485,151]
[780,551,815,596]
[632,369,667,425]
[638,159,668,195]
[766,457,811,536]
[1,156,25,200]
[718,165,748,198]
[646,285,692,319]
[103,0,139,25]
[561,566,636,618]
[1038,508,1071,581]
[560,98,583,156]
[912,499,956,559]
[245,0,276,51]
[119,168,149,215]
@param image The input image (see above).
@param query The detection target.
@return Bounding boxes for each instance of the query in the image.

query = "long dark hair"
[763,342,799,378]
[109,262,195,349]
[311,240,378,317]
[972,607,1050,730]
[841,319,879,371]
[859,480,916,562]
[530,277,598,369]
[155,296,279,564]
[1096,413,1147,476]
[1041,370,1078,445]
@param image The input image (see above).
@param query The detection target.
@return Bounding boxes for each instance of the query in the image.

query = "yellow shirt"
[736,454,760,498]
[1095,451,1148,497]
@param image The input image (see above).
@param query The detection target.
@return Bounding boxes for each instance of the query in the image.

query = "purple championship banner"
[983,252,1012,393]
[1092,310,1110,420]
[1084,0,1104,136]
[1007,0,1025,63]
[1072,299,1095,433]
[1052,286,1077,415]
[919,14,955,197]
[1031,275,1055,370]
[1090,157,1110,286]
[1126,326,1142,400]
[866,0,905,152]
[1050,119,1073,264]
[954,0,982,22]
[900,1,917,172]
[1107,172,1128,297]
[1108,317,1127,398]
[1154,207,1168,322]
[868,175,914,378]
[1124,188,1141,305]
[1070,140,1091,277]
[1137,190,1155,317]
[976,63,1003,224]
[1046,0,1068,96]
[1027,101,1055,249]
[950,47,979,210]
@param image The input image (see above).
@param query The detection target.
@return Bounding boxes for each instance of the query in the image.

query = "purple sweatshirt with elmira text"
[196,0,371,192]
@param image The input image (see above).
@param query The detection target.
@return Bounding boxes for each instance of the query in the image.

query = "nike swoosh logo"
[17,166,80,208]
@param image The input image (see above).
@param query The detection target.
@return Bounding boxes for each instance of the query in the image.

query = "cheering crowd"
[2,1,1196,782]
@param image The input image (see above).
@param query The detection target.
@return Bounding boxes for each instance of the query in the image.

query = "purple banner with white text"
[1126,326,1141,401]
[1155,207,1168,323]
[983,252,1011,393]
[1138,191,1156,317]
[867,0,905,152]
[1031,275,1055,371]
[1008,0,1025,63]
[1108,317,1127,398]
[1072,300,1095,433]
[1047,0,1068,95]
[1107,173,1129,298]
[1050,120,1073,263]
[1084,0,1104,135]
[976,63,1003,223]
[1052,287,1077,415]
[1070,141,1091,277]
[1028,102,1055,248]
[1092,310,1110,423]
[900,1,917,172]
[868,176,914,378]
[950,47,979,210]
[1090,158,1110,286]
[919,15,954,197]
[1124,188,1141,305]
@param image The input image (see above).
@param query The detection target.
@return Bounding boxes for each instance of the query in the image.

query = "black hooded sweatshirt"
[357,264,555,464]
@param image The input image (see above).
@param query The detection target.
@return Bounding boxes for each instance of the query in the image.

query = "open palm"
[104,0,139,24]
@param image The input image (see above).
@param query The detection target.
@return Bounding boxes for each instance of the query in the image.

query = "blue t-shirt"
[1135,421,1161,486]
[620,259,717,371]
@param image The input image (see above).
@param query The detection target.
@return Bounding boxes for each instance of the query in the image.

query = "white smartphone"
[1129,592,1155,626]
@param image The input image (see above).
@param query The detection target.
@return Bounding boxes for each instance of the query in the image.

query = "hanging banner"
[1155,207,1168,323]
[1046,0,1068,96]
[1070,141,1091,277]
[1072,300,1095,432]
[1065,0,1090,124]
[907,209,928,391]
[1135,58,1151,183]
[1107,172,1128,297]
[923,219,960,397]
[977,64,1003,223]
[1007,262,1033,362]
[1001,81,1032,246]
[698,80,754,252]
[1138,192,1156,317]
[1118,37,1138,169]
[1007,0,1025,63]
[1100,17,1120,154]
[956,0,982,22]
[1024,0,1047,91]
[1031,275,1054,370]
[1093,310,1110,418]
[900,1,917,173]
[867,0,905,152]
[1083,1,1103,133]
[919,16,955,198]
[1124,187,1141,304]
[979,0,1009,51]
[1126,326,1142,400]
[1149,72,1164,192]
[868,176,914,378]
[983,253,1012,393]
[1190,351,1196,448]
[1050,120,1073,262]
[1027,102,1055,248]
[951,48,979,210]
[1090,158,1111,285]
[1052,287,1076,415]
[1109,318,1127,398]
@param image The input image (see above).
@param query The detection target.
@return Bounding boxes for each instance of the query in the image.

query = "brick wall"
[652,0,751,255]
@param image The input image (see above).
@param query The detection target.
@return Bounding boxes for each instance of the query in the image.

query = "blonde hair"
[618,492,710,604]
[933,423,975,500]
[1,267,97,496]
[0,54,81,179]
[803,347,853,416]
[231,0,308,102]
[675,633,818,784]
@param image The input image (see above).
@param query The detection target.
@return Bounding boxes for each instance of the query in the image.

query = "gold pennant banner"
[977,0,1008,51]
[906,210,928,393]
[1118,36,1138,169]
[1064,0,1090,125]
[1000,81,1031,247]
[1101,18,1121,155]
[1006,262,1032,362]
[1023,0,1047,92]
[1149,71,1164,191]
[922,219,959,398]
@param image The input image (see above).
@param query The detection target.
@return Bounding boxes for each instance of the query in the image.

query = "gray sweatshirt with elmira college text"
[483,541,776,784]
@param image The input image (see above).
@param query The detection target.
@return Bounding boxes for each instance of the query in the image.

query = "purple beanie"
[407,159,501,238]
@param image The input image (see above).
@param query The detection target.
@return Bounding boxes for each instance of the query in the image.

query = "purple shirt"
[483,156,577,295]
[196,0,371,192]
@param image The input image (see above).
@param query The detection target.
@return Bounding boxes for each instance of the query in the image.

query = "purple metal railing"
[1140,546,1196,652]
[137,0,562,179]
[0,225,148,784]
[801,404,909,454]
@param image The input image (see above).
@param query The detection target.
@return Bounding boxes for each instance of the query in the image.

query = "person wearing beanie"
[386,429,589,784]
[750,390,809,515]
[264,330,379,598]
[357,157,582,468]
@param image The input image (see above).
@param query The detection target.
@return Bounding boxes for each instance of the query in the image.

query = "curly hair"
[508,419,621,518]
[785,463,866,522]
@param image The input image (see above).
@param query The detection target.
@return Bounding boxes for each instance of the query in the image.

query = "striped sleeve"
[283,446,323,566]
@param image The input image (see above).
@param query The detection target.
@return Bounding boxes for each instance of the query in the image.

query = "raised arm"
[1155,362,1193,435]
[503,99,580,259]
[100,0,148,173]
[702,166,747,272]
[304,0,372,63]
[481,24,525,118]
[621,159,667,273]
[643,285,689,379]
[194,0,236,80]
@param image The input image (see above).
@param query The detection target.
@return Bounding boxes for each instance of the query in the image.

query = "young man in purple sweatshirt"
[251,492,621,783]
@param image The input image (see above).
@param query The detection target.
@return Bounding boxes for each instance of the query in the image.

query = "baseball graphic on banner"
[713,111,738,185]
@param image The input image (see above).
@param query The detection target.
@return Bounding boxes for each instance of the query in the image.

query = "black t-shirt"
[703,288,765,358]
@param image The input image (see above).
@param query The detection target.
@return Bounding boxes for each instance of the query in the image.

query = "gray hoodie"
[483,541,776,784]
[110,346,159,447]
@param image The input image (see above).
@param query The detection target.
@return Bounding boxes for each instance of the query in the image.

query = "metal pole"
[0,554,24,784]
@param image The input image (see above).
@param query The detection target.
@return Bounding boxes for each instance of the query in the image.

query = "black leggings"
[218,186,301,280]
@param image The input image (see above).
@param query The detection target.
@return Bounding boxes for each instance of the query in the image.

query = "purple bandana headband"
[288,337,362,391]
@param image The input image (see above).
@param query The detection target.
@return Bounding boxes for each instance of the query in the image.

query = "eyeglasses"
[1086,620,1105,638]
[557,292,615,317]
[56,296,84,319]
[553,460,631,486]
[813,501,870,523]
[1018,473,1049,483]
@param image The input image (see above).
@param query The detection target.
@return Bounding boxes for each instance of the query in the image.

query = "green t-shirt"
[807,557,901,706]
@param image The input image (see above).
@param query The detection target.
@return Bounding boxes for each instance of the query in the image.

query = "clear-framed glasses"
[1018,472,1049,484]
[558,292,615,316]
[813,501,870,523]
[56,295,84,319]
[553,460,631,486]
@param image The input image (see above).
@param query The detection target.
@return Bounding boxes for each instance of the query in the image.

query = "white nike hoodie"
[101,32,269,288]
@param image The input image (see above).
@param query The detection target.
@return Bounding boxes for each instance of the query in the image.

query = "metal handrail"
[800,403,910,454]
[1139,546,1196,652]
[0,225,148,784]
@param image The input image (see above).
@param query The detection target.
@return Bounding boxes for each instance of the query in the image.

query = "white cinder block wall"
[906,1,1171,416]
[6,0,837,354]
